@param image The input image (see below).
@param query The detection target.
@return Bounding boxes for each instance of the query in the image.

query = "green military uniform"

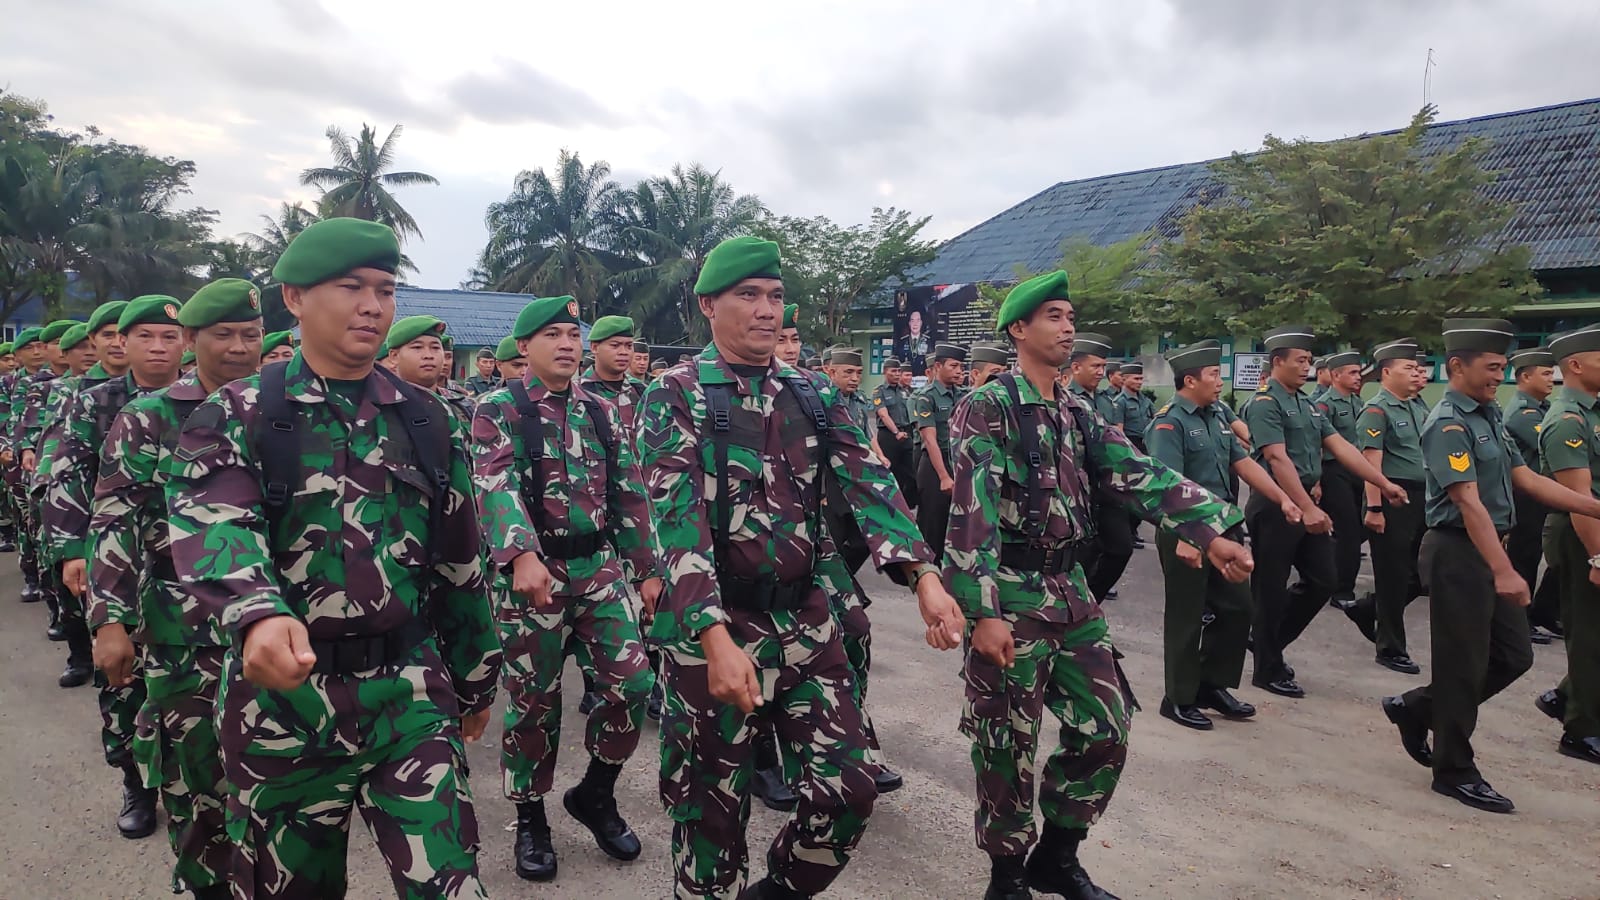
[1355,340,1431,667]
[1068,333,1133,602]
[1114,365,1155,452]
[1145,341,1253,720]
[1504,348,1563,637]
[1312,350,1365,607]
[911,343,968,561]
[871,358,917,503]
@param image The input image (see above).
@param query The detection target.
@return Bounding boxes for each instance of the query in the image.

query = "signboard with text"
[1231,352,1268,391]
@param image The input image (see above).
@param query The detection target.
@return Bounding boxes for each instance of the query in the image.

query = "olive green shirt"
[1146,395,1247,502]
[1355,388,1430,483]
[1068,381,1123,426]
[1538,387,1600,498]
[871,382,913,430]
[1421,388,1524,531]
[1117,388,1156,441]
[1314,387,1361,462]
[911,380,961,452]
[1504,389,1549,471]
[1242,378,1335,487]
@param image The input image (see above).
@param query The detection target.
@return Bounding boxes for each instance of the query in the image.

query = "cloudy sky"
[5,0,1597,287]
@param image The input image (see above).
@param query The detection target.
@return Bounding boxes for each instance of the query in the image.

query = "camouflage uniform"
[945,370,1241,856]
[579,367,646,431]
[7,368,56,594]
[29,370,83,628]
[89,373,231,893]
[639,346,936,899]
[469,376,656,803]
[166,354,501,899]
[436,383,478,425]
[0,369,19,546]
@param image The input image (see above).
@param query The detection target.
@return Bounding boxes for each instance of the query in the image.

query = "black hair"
[1378,358,1407,373]
[1269,347,1295,364]
[1445,349,1485,371]
[1175,366,1205,390]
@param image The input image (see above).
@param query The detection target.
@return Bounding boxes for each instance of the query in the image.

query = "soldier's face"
[1272,349,1312,388]
[1071,358,1106,389]
[630,351,650,376]
[1450,353,1505,403]
[44,340,64,369]
[263,345,296,365]
[394,335,444,388]
[1520,365,1555,397]
[971,362,1003,387]
[66,343,97,375]
[18,343,44,369]
[1014,300,1075,370]
[524,323,582,385]
[1108,372,1123,389]
[1187,365,1224,403]
[1124,374,1144,392]
[934,358,964,386]
[0,353,12,374]
[1382,359,1420,396]
[832,363,863,392]
[285,268,396,368]
[776,328,802,366]
[593,336,632,379]
[1331,364,1362,393]
[476,356,495,378]
[501,357,529,382]
[93,324,126,368]
[124,324,183,382]
[702,278,784,365]
[192,320,263,386]
[1566,352,1600,394]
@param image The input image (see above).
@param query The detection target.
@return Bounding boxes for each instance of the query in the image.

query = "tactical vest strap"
[509,380,618,548]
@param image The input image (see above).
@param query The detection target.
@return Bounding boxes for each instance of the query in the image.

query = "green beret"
[1371,338,1418,364]
[1548,327,1600,361]
[513,296,581,340]
[1321,350,1362,370]
[970,344,1010,366]
[376,342,390,361]
[830,348,864,367]
[694,236,782,296]
[13,328,42,350]
[1071,333,1113,360]
[58,323,92,352]
[387,315,447,350]
[632,339,650,354]
[1120,362,1144,376]
[1508,347,1556,370]
[883,357,904,370]
[0,342,11,356]
[441,334,454,351]
[782,304,799,330]
[119,296,183,333]
[933,342,967,363]
[998,270,1070,331]
[1164,340,1223,370]
[1442,318,1516,354]
[180,349,196,366]
[260,331,295,356]
[40,320,80,343]
[588,315,635,345]
[495,335,523,362]
[271,217,401,287]
[181,278,263,328]
[1262,326,1316,353]
[88,301,129,333]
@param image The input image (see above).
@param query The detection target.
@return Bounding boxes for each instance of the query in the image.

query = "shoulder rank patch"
[1564,412,1583,421]
[1441,424,1465,433]
[1447,451,1471,472]
[1565,439,1585,448]
[1157,403,1170,415]
[1366,428,1381,437]
[1520,408,1539,415]
[1155,423,1175,431]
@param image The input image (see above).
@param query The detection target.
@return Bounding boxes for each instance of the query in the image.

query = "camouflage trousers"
[10,478,38,585]
[135,643,232,892]
[960,613,1131,856]
[840,605,884,764]
[96,646,146,768]
[496,580,653,801]
[218,638,485,899]
[660,632,878,899]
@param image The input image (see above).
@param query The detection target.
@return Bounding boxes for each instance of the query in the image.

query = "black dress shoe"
[564,784,642,861]
[1432,780,1514,814]
[1252,675,1305,698]
[0,539,16,552]
[191,883,232,900]
[1196,686,1256,719]
[750,765,799,812]
[1159,697,1213,730]
[1344,600,1377,643]
[578,691,601,715]
[874,765,904,794]
[1536,689,1567,722]
[1329,592,1357,611]
[58,663,92,688]
[1025,854,1120,900]
[742,876,808,900]
[1131,537,1147,550]
[1381,696,1432,767]
[1529,627,1554,645]
[117,765,158,838]
[1375,651,1422,675]
[1559,734,1600,765]
[1102,588,1119,602]
[513,803,557,881]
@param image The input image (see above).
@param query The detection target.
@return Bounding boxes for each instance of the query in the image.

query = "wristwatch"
[1366,505,1384,513]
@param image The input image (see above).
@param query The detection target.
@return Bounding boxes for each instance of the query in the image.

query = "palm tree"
[479,149,630,320]
[246,201,321,261]
[614,163,765,343]
[300,124,438,241]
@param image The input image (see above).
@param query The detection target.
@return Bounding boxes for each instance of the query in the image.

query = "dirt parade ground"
[1,548,1596,900]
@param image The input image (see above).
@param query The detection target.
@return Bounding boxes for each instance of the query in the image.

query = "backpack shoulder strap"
[704,382,735,572]
[507,378,547,535]
[999,373,1047,540]
[581,395,620,532]
[376,368,453,566]
[256,362,299,535]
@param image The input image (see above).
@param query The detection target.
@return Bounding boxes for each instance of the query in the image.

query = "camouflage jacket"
[88,373,222,644]
[470,375,656,596]
[30,373,82,499]
[579,368,646,432]
[946,369,1242,622]
[435,383,477,425]
[12,368,59,455]
[637,344,933,661]
[165,354,500,713]
[0,370,18,453]
[44,373,157,564]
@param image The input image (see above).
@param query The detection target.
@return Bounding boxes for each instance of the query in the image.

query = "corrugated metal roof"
[394,286,591,347]
[914,97,1600,286]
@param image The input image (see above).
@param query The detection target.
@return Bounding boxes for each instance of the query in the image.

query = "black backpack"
[996,373,1097,542]
[505,379,620,540]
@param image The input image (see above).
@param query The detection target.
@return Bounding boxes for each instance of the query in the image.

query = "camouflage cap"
[180,278,263,328]
[119,295,183,333]
[694,236,781,296]
[88,300,130,333]
[588,315,634,345]
[272,217,401,286]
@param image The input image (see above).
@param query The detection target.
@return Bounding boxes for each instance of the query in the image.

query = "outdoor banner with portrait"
[893,282,990,378]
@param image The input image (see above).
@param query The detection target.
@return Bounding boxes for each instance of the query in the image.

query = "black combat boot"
[564,759,641,861]
[647,679,664,722]
[45,592,65,641]
[59,617,93,687]
[191,883,232,900]
[984,854,1032,899]
[513,800,556,881]
[750,729,799,812]
[1025,824,1120,900]
[117,763,158,838]
[21,574,40,602]
[741,876,809,899]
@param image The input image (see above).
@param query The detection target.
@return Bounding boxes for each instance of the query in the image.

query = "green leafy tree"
[300,124,438,241]
[974,233,1154,345]
[1145,105,1539,348]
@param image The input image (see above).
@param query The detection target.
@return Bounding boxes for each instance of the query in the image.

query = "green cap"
[883,357,904,369]
[475,346,495,360]
[970,343,1010,366]
[58,323,92,352]
[13,328,42,350]
[1262,326,1316,353]
[386,315,447,350]
[1321,350,1362,370]
[1120,362,1144,376]
[119,296,183,333]
[1508,347,1556,370]
[782,304,799,330]
[376,342,390,361]
[829,348,864,367]
[651,358,668,371]
[271,217,401,287]
[1104,361,1122,375]
[40,320,80,343]
[632,339,650,354]
[1164,340,1223,370]
[494,335,523,362]
[1371,338,1418,364]
[180,349,196,366]
[260,331,295,356]
[513,296,581,340]
[0,342,11,356]
[1442,318,1516,354]
[998,270,1070,331]
[588,315,635,345]
[88,301,129,334]
[1547,327,1600,361]
[181,278,263,328]
[933,342,967,362]
[1071,333,1113,360]
[694,236,781,296]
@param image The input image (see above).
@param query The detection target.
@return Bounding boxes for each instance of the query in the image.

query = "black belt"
[1392,478,1425,491]
[1000,541,1086,575]
[718,571,812,612]
[1433,524,1510,541]
[310,619,431,676]
[538,530,610,560]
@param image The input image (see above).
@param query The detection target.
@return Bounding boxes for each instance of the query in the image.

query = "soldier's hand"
[20,449,34,473]
[92,623,137,688]
[1364,510,1386,534]
[638,577,663,619]
[1279,500,1302,524]
[1309,482,1322,503]
[971,617,1015,668]
[1588,565,1600,591]
[1380,481,1409,505]
[1206,538,1255,583]
[701,625,762,713]
[1492,568,1530,607]
[62,557,88,597]
[241,615,317,692]
[913,572,963,650]
[461,708,491,744]
[1301,506,1333,535]
[1175,540,1203,568]
[0,449,11,466]
[939,475,954,493]
[512,552,553,607]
